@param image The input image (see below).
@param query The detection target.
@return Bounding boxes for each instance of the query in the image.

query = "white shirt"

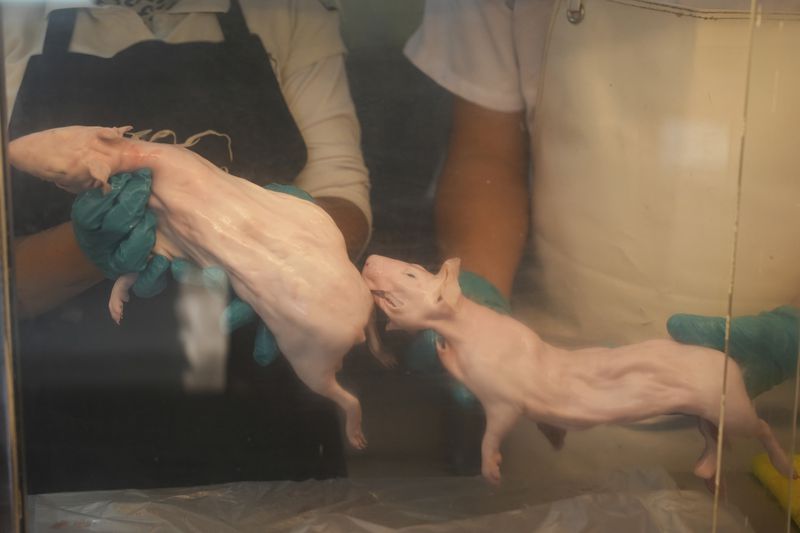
[405,0,800,116]
[405,0,800,346]
[3,0,372,227]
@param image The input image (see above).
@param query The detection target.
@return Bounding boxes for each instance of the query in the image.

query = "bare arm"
[315,196,369,260]
[13,222,104,318]
[435,97,529,298]
[281,53,372,262]
[11,196,366,318]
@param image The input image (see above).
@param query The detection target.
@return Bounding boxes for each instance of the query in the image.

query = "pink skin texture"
[361,254,796,486]
[9,125,396,449]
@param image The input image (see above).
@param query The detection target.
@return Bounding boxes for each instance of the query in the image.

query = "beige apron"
[515,0,800,347]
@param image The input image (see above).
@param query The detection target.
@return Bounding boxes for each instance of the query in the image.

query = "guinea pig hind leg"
[694,418,718,482]
[108,272,139,325]
[756,419,797,479]
[481,403,520,486]
[295,364,367,450]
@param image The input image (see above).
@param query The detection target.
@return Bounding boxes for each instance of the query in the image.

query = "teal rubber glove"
[667,306,799,398]
[406,271,511,407]
[75,168,310,366]
[72,168,156,279]
[168,257,279,366]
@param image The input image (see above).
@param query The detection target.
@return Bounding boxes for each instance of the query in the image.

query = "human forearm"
[315,196,369,260]
[285,55,372,260]
[436,157,529,298]
[436,98,529,298]
[14,222,103,317]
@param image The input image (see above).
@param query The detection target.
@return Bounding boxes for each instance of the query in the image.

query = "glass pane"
[724,2,800,531]
[1,0,798,531]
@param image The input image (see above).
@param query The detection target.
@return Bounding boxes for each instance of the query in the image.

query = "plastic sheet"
[29,467,753,532]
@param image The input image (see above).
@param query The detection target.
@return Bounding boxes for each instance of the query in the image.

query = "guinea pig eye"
[405,272,416,279]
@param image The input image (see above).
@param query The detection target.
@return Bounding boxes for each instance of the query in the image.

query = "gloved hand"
[148,182,314,366]
[405,271,511,407]
[72,168,156,279]
[169,257,280,366]
[74,169,312,366]
[667,306,799,398]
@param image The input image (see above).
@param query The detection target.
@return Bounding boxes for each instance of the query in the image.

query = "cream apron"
[515,0,800,347]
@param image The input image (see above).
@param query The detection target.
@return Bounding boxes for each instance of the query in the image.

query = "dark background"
[6,1,484,495]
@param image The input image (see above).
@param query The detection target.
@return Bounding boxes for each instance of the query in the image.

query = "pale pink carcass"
[361,254,795,485]
[10,125,396,449]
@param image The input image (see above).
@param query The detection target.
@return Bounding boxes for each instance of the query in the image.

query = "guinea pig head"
[362,255,462,331]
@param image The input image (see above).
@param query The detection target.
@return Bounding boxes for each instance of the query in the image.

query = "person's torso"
[10,0,307,386]
[511,0,800,347]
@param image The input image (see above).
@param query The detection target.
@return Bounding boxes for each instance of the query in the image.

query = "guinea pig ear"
[98,126,132,141]
[435,258,462,310]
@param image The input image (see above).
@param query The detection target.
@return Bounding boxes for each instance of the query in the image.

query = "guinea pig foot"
[375,350,398,369]
[693,454,717,480]
[347,427,367,450]
[482,453,502,486]
[108,298,126,325]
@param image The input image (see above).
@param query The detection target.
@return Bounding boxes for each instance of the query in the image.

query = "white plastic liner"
[28,467,753,532]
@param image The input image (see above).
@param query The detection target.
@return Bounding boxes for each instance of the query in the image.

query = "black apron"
[10,1,345,492]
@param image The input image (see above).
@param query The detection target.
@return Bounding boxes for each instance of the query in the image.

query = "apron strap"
[217,0,252,45]
[42,3,251,57]
[42,8,78,56]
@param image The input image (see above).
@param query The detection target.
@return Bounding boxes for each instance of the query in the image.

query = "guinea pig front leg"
[366,310,397,368]
[293,360,367,450]
[481,402,521,485]
[109,272,139,325]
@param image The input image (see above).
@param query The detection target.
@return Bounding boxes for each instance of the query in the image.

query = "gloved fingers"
[107,169,152,231]
[458,271,511,315]
[404,329,444,374]
[72,190,118,233]
[668,307,800,398]
[200,266,229,291]
[73,171,151,236]
[666,313,726,351]
[222,298,258,333]
[253,323,280,367]
[72,170,156,277]
[264,182,315,203]
[171,259,230,292]
[107,210,157,277]
[170,258,202,283]
[449,380,477,408]
[131,254,171,298]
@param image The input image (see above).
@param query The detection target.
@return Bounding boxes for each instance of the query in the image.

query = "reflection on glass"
[729,2,800,531]
[1,0,798,531]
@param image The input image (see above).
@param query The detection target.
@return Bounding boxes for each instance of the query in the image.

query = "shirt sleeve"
[404,0,524,113]
[2,4,47,118]
[286,55,372,229]
[243,0,371,229]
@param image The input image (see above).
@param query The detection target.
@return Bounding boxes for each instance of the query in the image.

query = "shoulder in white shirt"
[2,0,371,227]
[404,0,800,114]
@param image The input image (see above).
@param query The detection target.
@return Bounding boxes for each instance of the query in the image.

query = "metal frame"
[0,5,26,531]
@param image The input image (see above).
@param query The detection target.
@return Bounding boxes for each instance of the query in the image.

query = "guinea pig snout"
[362,255,387,282]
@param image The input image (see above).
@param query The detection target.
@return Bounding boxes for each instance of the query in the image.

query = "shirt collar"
[44,0,230,17]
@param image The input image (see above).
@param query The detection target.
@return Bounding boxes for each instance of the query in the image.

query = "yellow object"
[752,453,800,526]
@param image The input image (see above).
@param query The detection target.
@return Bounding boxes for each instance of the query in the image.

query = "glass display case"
[1,0,798,531]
